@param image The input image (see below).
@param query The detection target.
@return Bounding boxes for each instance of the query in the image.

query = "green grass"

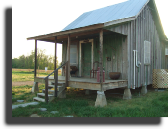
[12,70,55,82]
[12,69,168,117]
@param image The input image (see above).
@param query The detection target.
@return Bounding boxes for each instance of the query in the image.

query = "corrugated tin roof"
[62,0,148,31]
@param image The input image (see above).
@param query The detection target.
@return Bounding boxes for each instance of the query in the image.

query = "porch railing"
[43,61,68,103]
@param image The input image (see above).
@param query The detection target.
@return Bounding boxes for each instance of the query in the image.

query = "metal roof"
[62,0,149,31]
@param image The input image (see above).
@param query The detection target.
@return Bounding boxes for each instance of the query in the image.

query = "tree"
[12,49,59,70]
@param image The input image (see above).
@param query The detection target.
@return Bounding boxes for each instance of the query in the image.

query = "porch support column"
[54,36,57,79]
[34,39,37,77]
[67,34,71,81]
[32,39,38,93]
[99,29,103,90]
[95,29,107,107]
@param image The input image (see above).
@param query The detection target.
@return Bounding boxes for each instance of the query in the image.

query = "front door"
[82,43,91,77]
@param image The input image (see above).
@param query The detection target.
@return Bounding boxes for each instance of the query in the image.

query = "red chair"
[90,61,99,78]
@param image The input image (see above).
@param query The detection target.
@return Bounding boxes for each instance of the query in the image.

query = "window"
[144,41,151,65]
[70,45,77,64]
[165,48,168,55]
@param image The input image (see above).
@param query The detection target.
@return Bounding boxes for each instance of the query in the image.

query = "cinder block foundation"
[95,91,107,107]
[123,88,132,99]
[141,86,147,95]
[58,89,66,98]
[32,82,39,93]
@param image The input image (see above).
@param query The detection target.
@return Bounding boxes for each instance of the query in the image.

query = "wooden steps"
[33,81,66,102]
[33,97,45,102]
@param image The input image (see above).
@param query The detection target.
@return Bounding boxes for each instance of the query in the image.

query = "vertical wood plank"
[45,78,48,103]
[150,10,153,83]
[65,62,68,87]
[135,17,140,87]
[122,35,128,80]
[141,9,144,86]
[154,24,156,69]
[77,41,79,76]
[54,70,58,97]
[127,22,131,88]
[111,35,113,72]
[54,36,57,79]
[138,16,141,87]
[34,40,37,77]
[140,9,143,86]
[62,43,64,76]
[91,40,94,70]
[67,35,71,80]
[147,6,150,85]
[79,41,81,76]
[99,29,103,90]
[121,36,123,80]
[135,18,138,88]
[130,21,134,88]
[149,8,152,84]
[144,6,147,86]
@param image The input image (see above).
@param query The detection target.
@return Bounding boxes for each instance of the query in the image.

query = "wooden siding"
[62,34,127,79]
[128,5,165,88]
[105,4,167,88]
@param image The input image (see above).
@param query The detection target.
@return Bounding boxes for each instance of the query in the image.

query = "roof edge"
[104,16,136,27]
[27,23,104,40]
[135,0,150,19]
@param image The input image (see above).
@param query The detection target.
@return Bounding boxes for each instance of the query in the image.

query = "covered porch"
[34,76,128,91]
[27,24,130,106]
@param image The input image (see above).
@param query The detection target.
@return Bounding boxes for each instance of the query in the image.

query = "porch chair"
[90,61,99,78]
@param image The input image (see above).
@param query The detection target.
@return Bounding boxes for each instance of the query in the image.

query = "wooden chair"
[63,65,78,77]
[90,61,99,78]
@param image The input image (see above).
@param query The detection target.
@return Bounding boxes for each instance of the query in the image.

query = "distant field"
[12,68,61,74]
[12,68,61,82]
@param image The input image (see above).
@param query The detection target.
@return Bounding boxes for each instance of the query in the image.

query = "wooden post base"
[123,88,132,99]
[95,91,107,107]
[141,86,147,95]
[58,89,66,98]
[31,82,39,93]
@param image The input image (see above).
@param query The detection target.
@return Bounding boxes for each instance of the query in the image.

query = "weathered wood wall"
[106,4,167,88]
[132,5,162,88]
[62,34,127,79]
[93,34,127,80]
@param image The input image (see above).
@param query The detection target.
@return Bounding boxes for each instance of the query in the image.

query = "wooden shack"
[27,0,168,106]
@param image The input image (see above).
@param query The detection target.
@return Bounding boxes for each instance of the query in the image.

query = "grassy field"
[12,69,168,117]
[12,68,61,82]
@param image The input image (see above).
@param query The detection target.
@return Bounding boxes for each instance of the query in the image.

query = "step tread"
[48,85,64,88]
[42,89,54,92]
[52,82,65,84]
[37,93,54,97]
[33,97,45,102]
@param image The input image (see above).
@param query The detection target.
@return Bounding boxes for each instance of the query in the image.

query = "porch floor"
[35,76,128,91]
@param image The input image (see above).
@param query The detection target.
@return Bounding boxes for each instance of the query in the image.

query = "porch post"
[32,39,39,93]
[67,34,71,80]
[54,36,57,79]
[99,28,103,90]
[95,29,107,107]
[34,39,37,77]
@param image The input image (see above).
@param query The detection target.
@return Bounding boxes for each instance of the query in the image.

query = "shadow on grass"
[12,85,168,117]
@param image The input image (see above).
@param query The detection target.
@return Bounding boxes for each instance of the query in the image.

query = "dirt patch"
[12,81,34,86]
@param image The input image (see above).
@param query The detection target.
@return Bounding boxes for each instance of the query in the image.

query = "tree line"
[12,49,60,70]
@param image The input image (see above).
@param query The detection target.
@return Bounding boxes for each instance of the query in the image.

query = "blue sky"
[12,0,168,64]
